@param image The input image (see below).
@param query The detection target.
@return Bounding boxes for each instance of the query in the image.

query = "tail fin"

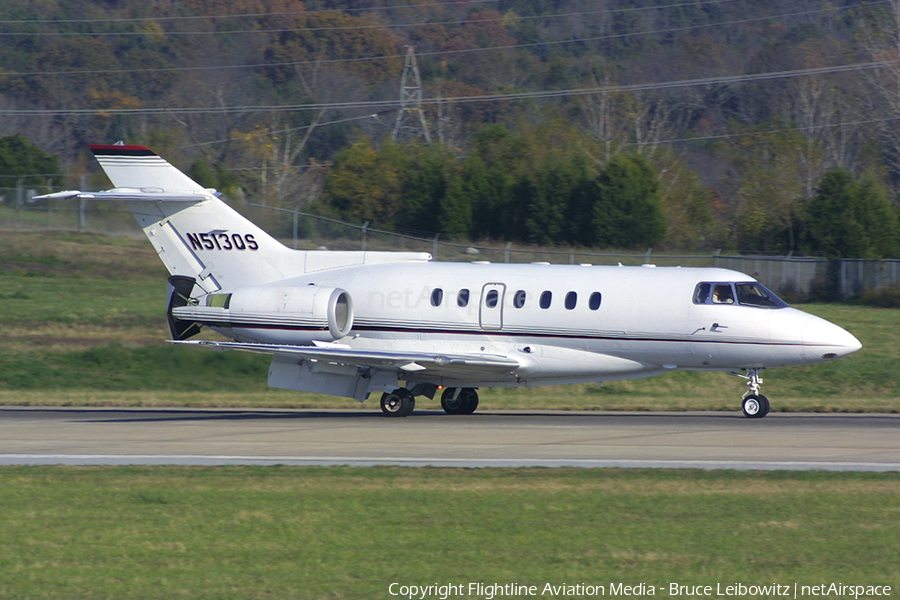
[89,144,297,292]
[34,144,433,293]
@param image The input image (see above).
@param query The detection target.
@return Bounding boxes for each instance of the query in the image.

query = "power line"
[179,111,393,149]
[0,60,893,117]
[634,115,900,146]
[0,2,872,77]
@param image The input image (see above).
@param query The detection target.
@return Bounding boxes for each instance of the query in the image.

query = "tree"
[323,138,406,226]
[722,123,810,254]
[581,154,666,249]
[397,143,459,234]
[801,169,900,258]
[0,134,62,189]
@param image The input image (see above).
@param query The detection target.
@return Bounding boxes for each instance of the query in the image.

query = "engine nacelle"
[227,284,354,341]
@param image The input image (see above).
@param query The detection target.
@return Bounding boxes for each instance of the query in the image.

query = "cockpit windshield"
[693,282,787,309]
[735,282,787,308]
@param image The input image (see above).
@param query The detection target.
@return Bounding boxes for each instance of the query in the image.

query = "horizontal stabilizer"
[32,188,213,203]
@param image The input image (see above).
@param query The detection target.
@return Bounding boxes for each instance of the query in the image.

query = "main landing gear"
[379,387,480,417]
[732,368,770,419]
[380,388,415,417]
[440,387,479,415]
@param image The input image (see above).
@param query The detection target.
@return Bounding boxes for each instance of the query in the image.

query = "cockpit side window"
[712,284,734,304]
[694,281,787,309]
[735,282,787,308]
[693,283,711,304]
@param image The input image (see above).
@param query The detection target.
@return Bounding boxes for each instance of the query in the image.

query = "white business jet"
[36,144,862,418]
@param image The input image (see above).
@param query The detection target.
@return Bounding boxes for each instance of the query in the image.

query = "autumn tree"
[323,138,407,226]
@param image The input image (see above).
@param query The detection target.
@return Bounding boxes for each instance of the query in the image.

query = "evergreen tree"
[802,169,900,258]
[0,134,62,189]
[583,154,666,248]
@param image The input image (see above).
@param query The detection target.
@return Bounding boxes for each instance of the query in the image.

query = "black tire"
[460,388,479,414]
[441,388,479,415]
[381,389,415,417]
[756,394,770,418]
[440,388,466,414]
[741,394,769,419]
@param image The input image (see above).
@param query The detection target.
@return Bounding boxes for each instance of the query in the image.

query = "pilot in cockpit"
[712,284,734,304]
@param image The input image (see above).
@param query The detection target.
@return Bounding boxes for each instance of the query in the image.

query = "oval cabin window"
[431,288,443,307]
[513,290,526,308]
[485,289,499,308]
[540,291,552,309]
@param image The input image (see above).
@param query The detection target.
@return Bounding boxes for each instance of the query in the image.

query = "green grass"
[0,467,897,600]
[1,231,898,412]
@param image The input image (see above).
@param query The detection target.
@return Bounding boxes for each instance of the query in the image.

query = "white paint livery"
[36,144,862,418]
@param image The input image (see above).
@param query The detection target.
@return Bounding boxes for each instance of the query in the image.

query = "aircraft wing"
[173,340,522,379]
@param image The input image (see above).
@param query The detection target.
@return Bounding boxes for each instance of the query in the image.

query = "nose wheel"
[741,394,770,418]
[732,368,770,418]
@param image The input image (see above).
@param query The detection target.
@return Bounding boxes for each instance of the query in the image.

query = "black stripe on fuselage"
[191,319,810,347]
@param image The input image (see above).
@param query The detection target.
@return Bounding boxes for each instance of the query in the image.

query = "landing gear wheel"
[460,388,479,414]
[381,388,415,417]
[440,388,479,415]
[440,388,465,414]
[741,394,770,419]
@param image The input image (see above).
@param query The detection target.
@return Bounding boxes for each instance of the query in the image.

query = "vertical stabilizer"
[89,145,297,291]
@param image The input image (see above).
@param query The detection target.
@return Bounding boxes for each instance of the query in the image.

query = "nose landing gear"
[732,368,770,418]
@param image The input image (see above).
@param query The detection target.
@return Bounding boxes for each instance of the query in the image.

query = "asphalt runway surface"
[2,407,898,471]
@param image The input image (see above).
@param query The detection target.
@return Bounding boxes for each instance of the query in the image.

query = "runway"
[1,407,898,471]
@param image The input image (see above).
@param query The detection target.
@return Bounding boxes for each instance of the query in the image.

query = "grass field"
[2,236,898,600]
[0,467,897,600]
[1,231,898,412]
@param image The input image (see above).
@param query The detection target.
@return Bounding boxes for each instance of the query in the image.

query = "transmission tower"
[392,46,431,143]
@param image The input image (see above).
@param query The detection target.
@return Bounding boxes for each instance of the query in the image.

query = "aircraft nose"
[802,316,862,361]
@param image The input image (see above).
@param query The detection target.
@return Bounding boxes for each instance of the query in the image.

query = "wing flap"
[173,340,521,378]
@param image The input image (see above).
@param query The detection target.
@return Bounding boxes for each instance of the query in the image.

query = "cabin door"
[479,283,506,330]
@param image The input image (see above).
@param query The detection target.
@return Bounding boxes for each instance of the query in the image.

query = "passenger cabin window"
[513,290,526,309]
[485,289,499,308]
[431,288,443,307]
[565,291,577,310]
[457,289,470,307]
[693,282,786,309]
[540,291,552,309]
[588,292,602,310]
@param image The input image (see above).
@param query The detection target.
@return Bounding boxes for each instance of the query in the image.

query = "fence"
[713,255,900,300]
[4,195,899,300]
